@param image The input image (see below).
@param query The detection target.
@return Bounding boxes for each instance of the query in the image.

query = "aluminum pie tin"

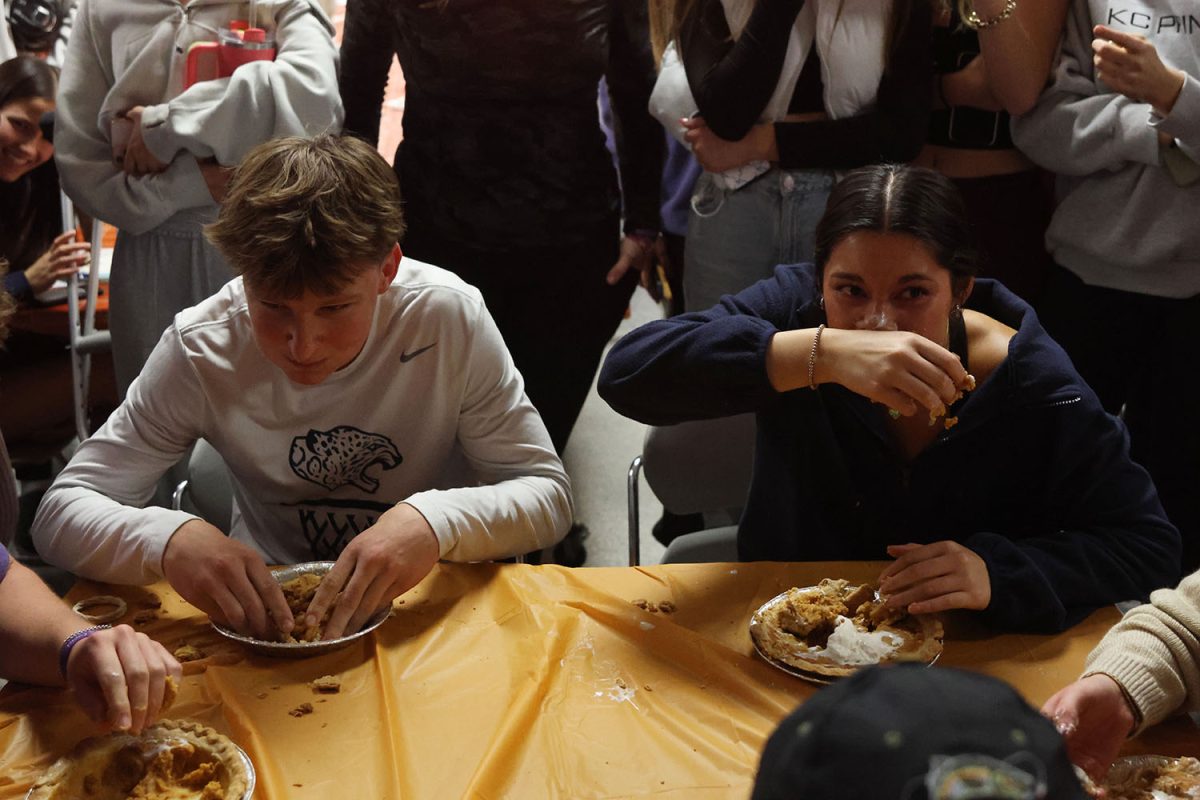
[25,735,255,800]
[1100,755,1200,799]
[749,586,940,684]
[210,561,390,658]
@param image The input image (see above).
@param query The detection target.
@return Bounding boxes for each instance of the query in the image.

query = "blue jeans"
[683,168,834,312]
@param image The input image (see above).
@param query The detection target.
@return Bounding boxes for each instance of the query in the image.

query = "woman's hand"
[65,624,182,734]
[24,231,91,294]
[1093,25,1186,116]
[681,117,776,173]
[120,107,169,177]
[878,541,991,614]
[817,328,970,417]
[1042,673,1137,781]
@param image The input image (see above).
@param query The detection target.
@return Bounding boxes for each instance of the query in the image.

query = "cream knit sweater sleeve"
[1083,570,1200,734]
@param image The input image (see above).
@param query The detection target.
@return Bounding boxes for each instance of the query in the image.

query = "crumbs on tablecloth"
[132,610,158,626]
[310,674,341,694]
[632,598,676,614]
[173,644,205,662]
[289,702,314,717]
[255,692,269,700]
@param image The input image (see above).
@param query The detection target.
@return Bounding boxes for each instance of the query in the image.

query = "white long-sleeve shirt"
[54,0,343,234]
[32,259,574,584]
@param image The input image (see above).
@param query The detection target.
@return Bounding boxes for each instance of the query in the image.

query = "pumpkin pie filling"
[28,720,249,800]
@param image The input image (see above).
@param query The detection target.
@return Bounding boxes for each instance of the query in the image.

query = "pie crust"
[27,720,250,800]
[750,578,944,678]
[1098,756,1200,800]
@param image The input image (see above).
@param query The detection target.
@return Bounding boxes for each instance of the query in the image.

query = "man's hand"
[24,231,91,293]
[605,233,660,300]
[120,107,169,177]
[681,117,776,173]
[1093,25,1187,116]
[304,503,440,640]
[66,624,182,734]
[878,541,991,614]
[1043,673,1137,781]
[198,158,233,203]
[162,519,293,640]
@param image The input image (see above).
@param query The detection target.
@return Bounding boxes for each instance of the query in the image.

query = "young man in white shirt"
[32,135,573,642]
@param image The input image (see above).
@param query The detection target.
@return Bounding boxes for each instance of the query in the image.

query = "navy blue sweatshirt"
[599,264,1181,632]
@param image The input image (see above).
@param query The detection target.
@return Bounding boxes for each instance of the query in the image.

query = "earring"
[818,295,825,310]
[951,303,963,320]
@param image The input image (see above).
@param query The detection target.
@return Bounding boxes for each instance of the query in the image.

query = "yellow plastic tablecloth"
[1,561,1195,799]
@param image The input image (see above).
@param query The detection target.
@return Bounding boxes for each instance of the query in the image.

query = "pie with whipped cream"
[750,578,943,678]
[1096,756,1200,800]
[27,720,250,800]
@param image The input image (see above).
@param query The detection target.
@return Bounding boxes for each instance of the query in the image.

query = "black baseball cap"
[751,664,1089,800]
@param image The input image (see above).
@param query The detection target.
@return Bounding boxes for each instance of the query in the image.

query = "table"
[7,283,109,340]
[0,562,1195,799]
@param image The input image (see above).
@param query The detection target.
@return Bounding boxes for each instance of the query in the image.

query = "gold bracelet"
[964,0,1017,29]
[807,324,825,390]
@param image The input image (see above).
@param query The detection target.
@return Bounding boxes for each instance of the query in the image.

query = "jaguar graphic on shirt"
[288,425,402,492]
[286,426,403,558]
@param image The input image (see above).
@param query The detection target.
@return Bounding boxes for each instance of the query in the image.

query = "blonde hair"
[206,135,406,299]
[648,0,699,66]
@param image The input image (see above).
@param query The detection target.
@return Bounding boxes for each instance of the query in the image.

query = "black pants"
[1039,265,1200,574]
[402,221,637,456]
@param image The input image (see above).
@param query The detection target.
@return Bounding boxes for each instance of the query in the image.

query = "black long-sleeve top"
[680,0,933,169]
[338,0,664,250]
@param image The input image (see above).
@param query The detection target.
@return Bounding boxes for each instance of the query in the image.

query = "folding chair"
[171,438,235,534]
[626,413,755,565]
[60,191,112,442]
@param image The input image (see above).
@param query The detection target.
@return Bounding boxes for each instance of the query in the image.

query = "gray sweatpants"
[108,206,232,397]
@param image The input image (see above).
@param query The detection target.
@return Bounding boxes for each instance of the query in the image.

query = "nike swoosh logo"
[399,342,437,363]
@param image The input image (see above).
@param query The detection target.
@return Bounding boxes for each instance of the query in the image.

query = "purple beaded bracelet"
[59,625,112,679]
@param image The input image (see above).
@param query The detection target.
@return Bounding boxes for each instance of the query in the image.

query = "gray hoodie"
[55,0,343,235]
[1011,0,1200,299]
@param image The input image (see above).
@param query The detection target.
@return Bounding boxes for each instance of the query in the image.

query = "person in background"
[0,267,181,736]
[752,664,1091,800]
[915,0,1069,303]
[54,0,342,397]
[0,55,114,447]
[0,57,87,304]
[649,0,933,312]
[339,0,664,565]
[599,164,1179,633]
[1011,0,1200,573]
[1043,569,1200,780]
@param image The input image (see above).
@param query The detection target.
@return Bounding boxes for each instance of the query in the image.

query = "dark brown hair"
[813,164,978,294]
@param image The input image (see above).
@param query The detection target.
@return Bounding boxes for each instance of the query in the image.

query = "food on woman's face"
[750,578,943,678]
[27,720,250,800]
[1099,756,1200,800]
